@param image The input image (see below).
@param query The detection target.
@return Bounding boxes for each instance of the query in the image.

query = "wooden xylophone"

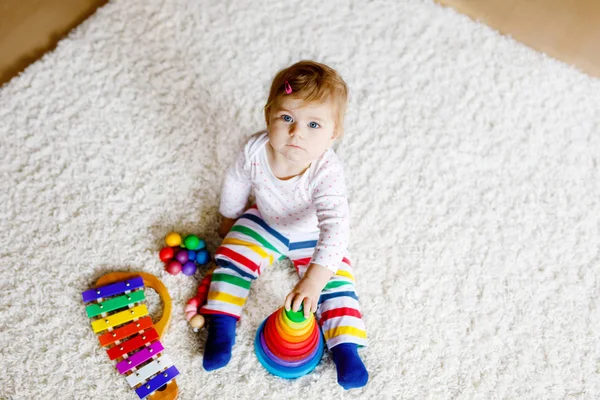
[82,272,179,399]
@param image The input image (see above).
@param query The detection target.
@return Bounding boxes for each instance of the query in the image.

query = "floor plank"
[436,0,600,78]
[0,0,107,86]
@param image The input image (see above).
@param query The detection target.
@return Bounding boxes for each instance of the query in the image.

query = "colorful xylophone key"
[82,275,179,399]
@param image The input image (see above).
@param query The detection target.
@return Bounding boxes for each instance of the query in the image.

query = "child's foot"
[202,314,237,371]
[331,343,369,390]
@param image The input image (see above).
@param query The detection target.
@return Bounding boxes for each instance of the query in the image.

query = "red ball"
[159,247,174,262]
[166,260,182,275]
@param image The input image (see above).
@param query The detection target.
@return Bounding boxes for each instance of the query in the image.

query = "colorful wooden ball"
[166,260,182,275]
[189,314,205,332]
[165,232,182,247]
[184,235,201,251]
[187,250,197,261]
[159,247,174,262]
[196,249,210,265]
[175,250,189,264]
[182,261,197,276]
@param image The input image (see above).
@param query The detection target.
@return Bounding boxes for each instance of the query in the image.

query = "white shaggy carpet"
[1,0,600,399]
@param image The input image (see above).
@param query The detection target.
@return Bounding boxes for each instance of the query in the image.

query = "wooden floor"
[1,0,599,86]
[437,0,600,78]
[0,0,107,86]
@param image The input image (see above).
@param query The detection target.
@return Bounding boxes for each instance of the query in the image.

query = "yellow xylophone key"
[91,304,149,333]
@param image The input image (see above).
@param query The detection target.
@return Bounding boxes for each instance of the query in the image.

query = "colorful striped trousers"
[200,206,367,349]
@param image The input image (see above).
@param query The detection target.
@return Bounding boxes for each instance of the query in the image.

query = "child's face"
[267,96,339,166]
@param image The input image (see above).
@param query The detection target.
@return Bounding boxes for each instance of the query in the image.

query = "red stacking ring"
[267,312,319,351]
[263,313,320,360]
[275,310,314,344]
[264,316,319,361]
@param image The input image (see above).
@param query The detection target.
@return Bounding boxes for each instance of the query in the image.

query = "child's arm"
[284,263,333,318]
[219,149,252,226]
[285,156,350,318]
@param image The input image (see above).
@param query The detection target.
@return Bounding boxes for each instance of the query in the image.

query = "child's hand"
[285,275,323,318]
[284,263,334,318]
[218,217,237,238]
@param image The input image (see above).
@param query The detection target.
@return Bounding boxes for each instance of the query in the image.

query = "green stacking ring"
[285,306,306,323]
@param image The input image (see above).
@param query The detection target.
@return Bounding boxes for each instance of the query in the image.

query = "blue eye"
[282,115,293,122]
[308,122,320,129]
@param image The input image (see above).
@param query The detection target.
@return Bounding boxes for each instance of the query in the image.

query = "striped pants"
[200,206,367,349]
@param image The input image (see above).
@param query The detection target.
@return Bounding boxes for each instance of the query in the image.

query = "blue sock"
[202,314,237,371]
[331,343,369,390]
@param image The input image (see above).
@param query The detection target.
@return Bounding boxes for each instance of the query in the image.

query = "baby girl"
[199,60,368,390]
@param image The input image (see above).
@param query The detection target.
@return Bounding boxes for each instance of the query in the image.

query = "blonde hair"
[264,60,348,135]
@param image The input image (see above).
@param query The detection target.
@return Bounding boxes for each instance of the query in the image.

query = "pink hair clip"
[284,80,292,94]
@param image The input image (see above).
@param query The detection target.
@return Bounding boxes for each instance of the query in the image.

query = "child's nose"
[289,123,303,137]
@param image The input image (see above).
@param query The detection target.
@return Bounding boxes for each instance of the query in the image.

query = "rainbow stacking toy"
[254,306,325,379]
[82,272,179,399]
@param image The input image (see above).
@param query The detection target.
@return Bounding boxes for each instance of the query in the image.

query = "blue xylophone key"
[82,276,144,303]
[134,365,180,399]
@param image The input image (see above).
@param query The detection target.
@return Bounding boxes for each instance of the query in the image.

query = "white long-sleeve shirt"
[219,132,350,272]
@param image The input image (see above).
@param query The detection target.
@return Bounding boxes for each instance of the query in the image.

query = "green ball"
[184,235,203,251]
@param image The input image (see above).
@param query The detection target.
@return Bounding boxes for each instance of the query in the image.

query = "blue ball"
[182,261,197,276]
[196,249,210,265]
[187,250,197,261]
